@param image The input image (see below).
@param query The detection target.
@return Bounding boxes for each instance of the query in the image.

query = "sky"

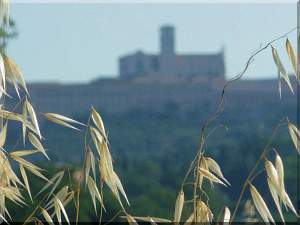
[6,1,298,83]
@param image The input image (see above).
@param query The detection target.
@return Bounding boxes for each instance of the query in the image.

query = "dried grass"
[0,1,298,223]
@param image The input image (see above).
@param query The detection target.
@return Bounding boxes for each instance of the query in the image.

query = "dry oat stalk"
[195,200,213,222]
[205,157,230,186]
[10,150,39,157]
[0,53,5,98]
[285,38,298,83]
[19,164,32,201]
[125,214,138,225]
[84,146,96,185]
[184,212,194,225]
[0,122,7,147]
[265,160,280,189]
[0,9,296,223]
[271,46,294,98]
[41,207,54,225]
[271,154,297,216]
[45,186,74,214]
[275,154,285,199]
[2,53,28,98]
[23,98,41,139]
[43,113,84,130]
[10,154,48,182]
[265,159,284,222]
[249,183,274,224]
[113,171,129,205]
[36,170,65,200]
[88,108,129,208]
[199,168,227,187]
[0,150,24,217]
[198,156,208,188]
[287,122,300,155]
[87,175,104,214]
[223,206,230,223]
[173,190,184,223]
[89,126,105,146]
[0,109,23,122]
[267,178,284,222]
[27,131,49,160]
[91,106,107,140]
[132,216,171,223]
[53,195,69,224]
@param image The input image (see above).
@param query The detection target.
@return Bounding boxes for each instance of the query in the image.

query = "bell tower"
[160,25,176,76]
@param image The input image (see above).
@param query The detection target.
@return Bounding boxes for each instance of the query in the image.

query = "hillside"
[4,77,298,220]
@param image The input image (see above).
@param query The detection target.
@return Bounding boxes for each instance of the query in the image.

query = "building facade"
[119,25,225,79]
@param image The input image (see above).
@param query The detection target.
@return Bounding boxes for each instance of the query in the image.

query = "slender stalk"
[198,26,297,145]
[181,130,207,190]
[192,139,205,221]
[181,26,296,223]
[104,210,123,225]
[81,112,92,173]
[230,119,286,222]
[181,150,199,189]
[23,207,38,225]
[99,181,104,225]
[23,193,49,225]
[75,184,81,225]
[74,111,91,224]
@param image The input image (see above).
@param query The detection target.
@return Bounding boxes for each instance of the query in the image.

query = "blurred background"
[2,1,299,222]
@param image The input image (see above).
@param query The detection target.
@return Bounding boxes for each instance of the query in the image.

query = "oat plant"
[0,1,299,224]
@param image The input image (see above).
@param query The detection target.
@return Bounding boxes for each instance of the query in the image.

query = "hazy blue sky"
[6,2,297,83]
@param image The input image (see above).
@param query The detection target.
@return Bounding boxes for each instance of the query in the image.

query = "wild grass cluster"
[0,1,299,224]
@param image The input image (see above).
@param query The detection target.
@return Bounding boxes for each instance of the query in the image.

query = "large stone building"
[19,78,289,117]
[10,26,296,119]
[119,25,225,79]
